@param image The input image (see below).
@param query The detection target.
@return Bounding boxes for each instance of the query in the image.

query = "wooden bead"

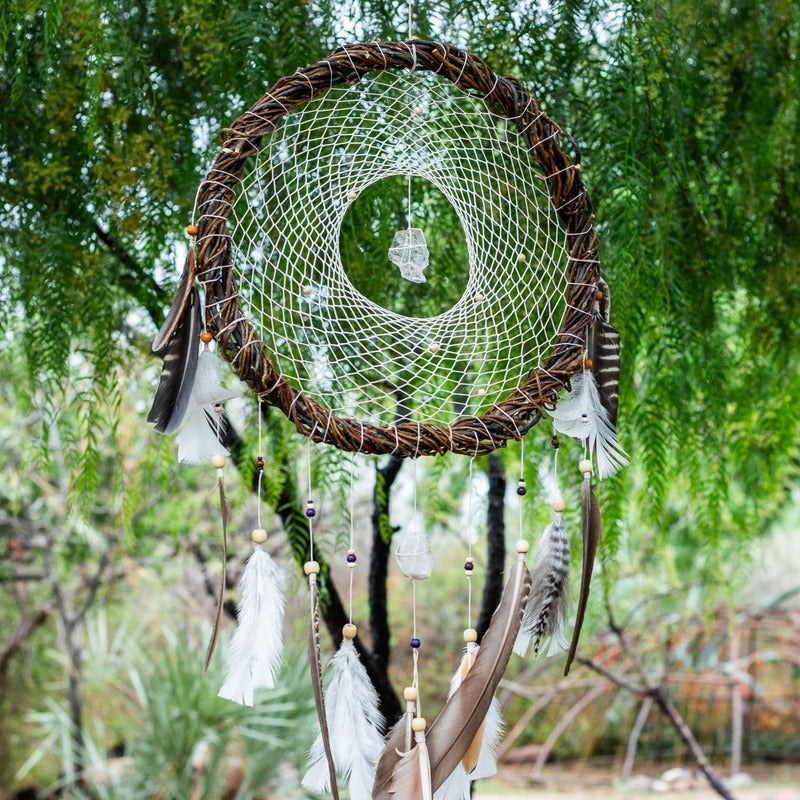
[579,459,594,474]
[251,528,268,544]
[463,628,478,643]
[583,358,593,370]
[515,539,530,554]
[595,289,604,301]
[552,496,565,513]
[348,191,357,200]
[411,717,427,732]
[403,686,419,701]
[517,253,526,263]
[200,331,213,344]
[304,560,320,576]
[342,623,357,640]
[186,224,199,236]
[210,455,225,469]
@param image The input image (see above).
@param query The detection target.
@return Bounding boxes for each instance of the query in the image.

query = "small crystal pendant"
[388,227,429,283]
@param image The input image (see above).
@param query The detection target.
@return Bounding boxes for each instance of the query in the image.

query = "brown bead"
[255,457,265,470]
[551,435,560,449]
[186,224,199,236]
[200,332,213,343]
[595,289,604,301]
[584,358,593,370]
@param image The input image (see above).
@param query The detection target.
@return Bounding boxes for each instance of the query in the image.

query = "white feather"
[302,637,385,799]
[192,348,239,405]
[176,403,227,463]
[218,547,285,706]
[550,370,628,479]
[434,643,504,797]
[395,530,434,580]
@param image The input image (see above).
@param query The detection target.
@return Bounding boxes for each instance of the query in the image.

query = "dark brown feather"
[422,559,530,793]
[564,481,601,676]
[152,248,197,354]
[203,475,228,671]
[589,318,621,427]
[147,286,201,433]
[308,579,340,800]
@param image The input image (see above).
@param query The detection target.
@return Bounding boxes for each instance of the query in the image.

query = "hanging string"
[348,453,356,623]
[256,399,263,528]
[518,438,526,541]
[552,421,560,502]
[306,438,315,562]
[466,457,475,628]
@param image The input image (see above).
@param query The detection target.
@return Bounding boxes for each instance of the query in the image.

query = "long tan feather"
[389,732,432,800]
[203,474,228,671]
[564,480,601,676]
[459,650,484,773]
[425,559,530,792]
[308,578,339,800]
[152,248,197,354]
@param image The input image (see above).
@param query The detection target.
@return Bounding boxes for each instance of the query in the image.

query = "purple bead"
[410,638,421,649]
[306,507,316,518]
[346,553,357,563]
[516,485,527,496]
[464,561,474,571]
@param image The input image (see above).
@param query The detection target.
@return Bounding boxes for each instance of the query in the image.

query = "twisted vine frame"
[193,39,600,458]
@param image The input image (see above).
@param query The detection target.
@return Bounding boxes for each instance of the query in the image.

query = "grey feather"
[589,319,621,428]
[147,287,201,434]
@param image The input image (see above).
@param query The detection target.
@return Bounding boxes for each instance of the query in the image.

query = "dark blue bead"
[410,638,421,649]
[346,553,357,563]
[516,486,527,496]
[306,508,316,518]
[464,561,474,571]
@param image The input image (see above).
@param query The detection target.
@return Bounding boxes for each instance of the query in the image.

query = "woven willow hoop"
[194,39,600,458]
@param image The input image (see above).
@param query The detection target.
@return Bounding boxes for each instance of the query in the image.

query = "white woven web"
[225,70,571,428]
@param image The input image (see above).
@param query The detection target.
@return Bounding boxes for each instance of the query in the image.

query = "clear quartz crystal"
[388,227,429,283]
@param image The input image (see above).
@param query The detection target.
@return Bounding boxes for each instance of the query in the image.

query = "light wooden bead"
[200,331,213,344]
[304,560,320,576]
[403,687,418,701]
[579,459,594,474]
[342,623,357,640]
[515,539,530,554]
[463,628,478,643]
[348,191,357,200]
[251,528,268,544]
[552,496,566,513]
[517,252,526,263]
[411,717,427,732]
[186,224,199,236]
[210,455,226,469]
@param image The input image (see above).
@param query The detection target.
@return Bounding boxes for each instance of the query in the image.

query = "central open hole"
[339,176,469,317]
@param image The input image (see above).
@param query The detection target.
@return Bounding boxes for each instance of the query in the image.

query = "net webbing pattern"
[194,40,600,457]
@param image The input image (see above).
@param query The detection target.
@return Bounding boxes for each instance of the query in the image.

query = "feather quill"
[147,287,201,434]
[217,547,285,705]
[564,478,601,676]
[514,514,570,658]
[389,730,432,800]
[373,709,413,799]
[303,638,385,800]
[550,370,628,479]
[307,577,340,800]
[204,473,228,671]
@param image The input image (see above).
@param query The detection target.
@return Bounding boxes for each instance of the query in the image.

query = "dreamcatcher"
[148,37,626,800]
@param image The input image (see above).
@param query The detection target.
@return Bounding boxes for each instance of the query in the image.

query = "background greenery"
[1,0,799,797]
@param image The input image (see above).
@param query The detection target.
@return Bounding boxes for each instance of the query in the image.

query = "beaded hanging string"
[218,399,286,706]
[303,453,386,799]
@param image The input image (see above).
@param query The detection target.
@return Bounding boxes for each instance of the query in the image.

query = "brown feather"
[564,481,601,676]
[389,733,432,800]
[426,559,530,792]
[372,712,412,799]
[152,248,197,354]
[203,475,228,671]
[589,318,621,427]
[459,651,484,773]
[147,287,201,433]
[308,579,340,800]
